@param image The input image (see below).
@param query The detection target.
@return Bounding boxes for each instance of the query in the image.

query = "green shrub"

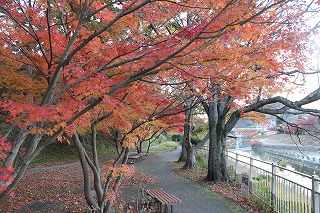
[31,142,78,166]
[159,141,179,149]
[249,194,274,213]
[195,152,207,170]
[191,124,208,145]
[171,133,183,142]
[191,134,202,145]
[149,141,179,153]
[253,174,268,181]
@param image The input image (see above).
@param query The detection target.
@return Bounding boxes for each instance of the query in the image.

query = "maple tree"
[63,83,184,211]
[1,0,320,211]
[0,0,193,206]
[170,2,320,182]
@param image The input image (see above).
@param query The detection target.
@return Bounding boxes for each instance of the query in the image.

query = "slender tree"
[182,97,197,169]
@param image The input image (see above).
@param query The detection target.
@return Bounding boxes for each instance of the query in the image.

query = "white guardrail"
[226,151,320,213]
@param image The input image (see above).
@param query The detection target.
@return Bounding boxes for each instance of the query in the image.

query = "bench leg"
[157,204,174,213]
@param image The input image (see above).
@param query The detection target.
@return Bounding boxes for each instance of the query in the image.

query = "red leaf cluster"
[0,135,14,193]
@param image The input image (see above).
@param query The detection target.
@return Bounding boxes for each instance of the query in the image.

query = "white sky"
[285,4,320,109]
[285,50,320,109]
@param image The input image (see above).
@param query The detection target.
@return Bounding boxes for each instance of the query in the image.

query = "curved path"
[122,147,247,213]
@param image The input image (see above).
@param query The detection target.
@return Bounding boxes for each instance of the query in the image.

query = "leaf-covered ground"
[0,161,156,212]
[171,162,270,213]
[1,164,90,212]
[2,159,270,212]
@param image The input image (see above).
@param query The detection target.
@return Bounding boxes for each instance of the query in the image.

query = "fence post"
[235,153,239,177]
[241,173,249,197]
[249,157,253,192]
[271,163,276,206]
[312,175,320,213]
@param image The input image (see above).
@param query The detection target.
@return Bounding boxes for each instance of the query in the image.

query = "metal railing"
[226,151,320,213]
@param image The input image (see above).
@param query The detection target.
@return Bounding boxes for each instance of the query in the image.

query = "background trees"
[1,0,320,211]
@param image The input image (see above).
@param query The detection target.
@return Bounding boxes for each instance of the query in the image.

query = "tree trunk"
[217,118,228,182]
[206,100,221,182]
[104,148,129,213]
[182,101,196,169]
[184,146,196,169]
[206,107,240,182]
[182,123,195,169]
[72,134,99,210]
[178,141,187,162]
[206,117,228,181]
[147,139,151,153]
[136,141,142,153]
[204,92,240,183]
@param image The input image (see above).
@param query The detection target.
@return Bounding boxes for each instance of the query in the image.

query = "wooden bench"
[127,155,140,164]
[137,152,147,159]
[127,153,147,164]
[145,188,182,213]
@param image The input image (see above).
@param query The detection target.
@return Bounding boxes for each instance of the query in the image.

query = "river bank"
[231,133,320,176]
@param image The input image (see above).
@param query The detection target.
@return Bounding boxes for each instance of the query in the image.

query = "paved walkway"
[121,147,247,213]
